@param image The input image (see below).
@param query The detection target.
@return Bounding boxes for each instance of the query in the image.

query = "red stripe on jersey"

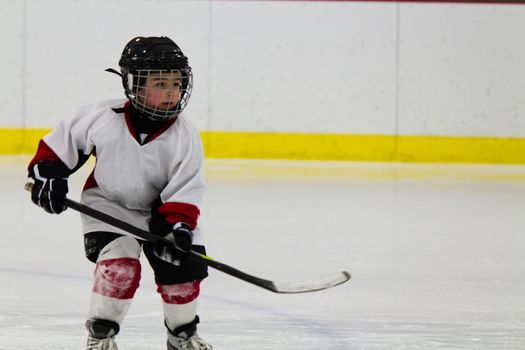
[92,258,141,299]
[157,280,201,304]
[83,169,99,191]
[148,117,177,142]
[28,139,62,170]
[123,100,177,143]
[158,202,200,230]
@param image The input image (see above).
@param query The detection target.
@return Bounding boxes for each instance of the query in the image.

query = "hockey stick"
[25,182,350,293]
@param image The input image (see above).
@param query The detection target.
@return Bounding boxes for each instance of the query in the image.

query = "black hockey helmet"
[118,36,193,121]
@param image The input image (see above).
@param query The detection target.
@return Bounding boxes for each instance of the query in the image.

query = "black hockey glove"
[153,222,194,265]
[29,162,69,214]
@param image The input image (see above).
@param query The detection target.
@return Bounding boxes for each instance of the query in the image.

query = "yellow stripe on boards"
[1,128,525,164]
[0,128,51,155]
[201,131,525,164]
[396,135,525,164]
[201,132,397,161]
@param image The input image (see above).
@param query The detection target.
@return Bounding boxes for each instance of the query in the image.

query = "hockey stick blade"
[270,271,351,294]
[191,249,350,293]
[25,182,351,293]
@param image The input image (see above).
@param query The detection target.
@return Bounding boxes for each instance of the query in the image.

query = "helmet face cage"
[125,68,193,121]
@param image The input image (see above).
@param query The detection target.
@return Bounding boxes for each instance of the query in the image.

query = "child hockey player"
[27,36,213,350]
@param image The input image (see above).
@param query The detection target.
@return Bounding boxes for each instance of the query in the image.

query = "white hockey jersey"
[29,99,205,242]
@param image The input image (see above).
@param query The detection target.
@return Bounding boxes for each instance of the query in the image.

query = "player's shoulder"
[67,99,128,136]
[78,98,127,117]
[175,113,200,136]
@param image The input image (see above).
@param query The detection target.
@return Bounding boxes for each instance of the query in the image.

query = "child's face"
[138,71,182,111]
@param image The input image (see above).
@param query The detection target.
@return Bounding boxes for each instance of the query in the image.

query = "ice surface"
[1,156,524,349]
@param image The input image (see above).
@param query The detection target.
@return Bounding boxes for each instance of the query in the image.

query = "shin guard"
[88,236,141,324]
[159,280,201,330]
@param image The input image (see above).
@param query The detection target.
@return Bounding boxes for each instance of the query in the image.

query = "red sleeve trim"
[28,139,62,170]
[158,202,200,230]
[83,168,99,191]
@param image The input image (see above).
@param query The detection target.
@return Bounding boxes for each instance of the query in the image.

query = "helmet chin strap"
[105,68,122,77]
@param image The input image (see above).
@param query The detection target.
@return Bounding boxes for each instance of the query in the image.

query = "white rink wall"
[0,0,524,137]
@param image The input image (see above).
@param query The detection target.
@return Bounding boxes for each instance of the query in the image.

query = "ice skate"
[85,318,119,350]
[166,316,212,350]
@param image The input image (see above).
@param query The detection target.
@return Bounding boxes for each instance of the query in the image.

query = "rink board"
[1,128,525,164]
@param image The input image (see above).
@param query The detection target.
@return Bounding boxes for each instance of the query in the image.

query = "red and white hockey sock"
[88,236,141,324]
[158,280,201,330]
